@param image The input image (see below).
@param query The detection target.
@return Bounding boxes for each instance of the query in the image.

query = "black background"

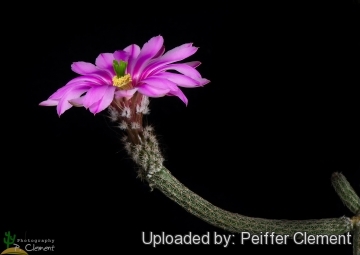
[3,1,360,254]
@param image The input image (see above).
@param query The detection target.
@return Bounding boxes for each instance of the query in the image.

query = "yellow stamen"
[112,74,132,89]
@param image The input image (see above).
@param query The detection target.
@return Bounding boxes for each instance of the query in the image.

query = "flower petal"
[132,36,164,81]
[39,99,59,106]
[197,78,210,86]
[167,87,188,105]
[153,45,165,58]
[183,61,201,68]
[123,44,141,59]
[49,80,99,100]
[140,77,178,91]
[71,62,114,80]
[158,73,210,87]
[123,44,141,75]
[50,75,112,102]
[71,62,99,75]
[153,73,201,88]
[88,86,116,114]
[82,85,113,109]
[67,75,111,86]
[57,86,90,116]
[137,84,170,97]
[68,96,85,107]
[141,44,198,78]
[113,50,129,62]
[95,53,114,70]
[150,63,202,79]
[114,88,138,99]
[72,72,113,87]
[160,43,198,63]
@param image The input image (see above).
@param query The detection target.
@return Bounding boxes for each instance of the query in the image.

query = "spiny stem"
[354,220,360,255]
[332,172,360,214]
[148,167,352,236]
[110,106,358,252]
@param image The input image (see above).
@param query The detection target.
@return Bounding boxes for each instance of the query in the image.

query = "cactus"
[3,231,16,249]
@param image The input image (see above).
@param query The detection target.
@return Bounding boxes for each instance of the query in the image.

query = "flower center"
[112,74,132,89]
[112,60,132,89]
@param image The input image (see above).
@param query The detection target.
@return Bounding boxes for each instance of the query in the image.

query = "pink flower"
[39,35,210,116]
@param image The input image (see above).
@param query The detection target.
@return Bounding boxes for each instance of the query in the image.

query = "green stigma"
[113,60,127,78]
